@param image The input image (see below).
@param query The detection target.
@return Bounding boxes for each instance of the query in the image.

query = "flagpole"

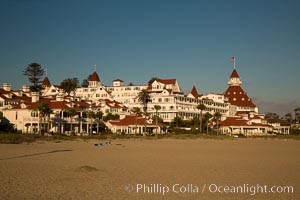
[234,58,236,69]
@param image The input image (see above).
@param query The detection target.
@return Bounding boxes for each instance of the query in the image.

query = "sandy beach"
[0,138,299,200]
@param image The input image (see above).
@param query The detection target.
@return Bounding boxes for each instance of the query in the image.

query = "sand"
[0,138,299,200]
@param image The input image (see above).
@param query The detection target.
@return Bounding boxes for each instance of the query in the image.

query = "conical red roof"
[230,69,240,78]
[42,76,51,86]
[224,86,256,108]
[89,71,100,82]
[190,86,199,98]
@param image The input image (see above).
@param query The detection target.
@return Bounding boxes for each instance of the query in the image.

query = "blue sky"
[0,0,299,116]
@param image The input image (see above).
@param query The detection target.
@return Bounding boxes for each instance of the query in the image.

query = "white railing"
[23,117,39,122]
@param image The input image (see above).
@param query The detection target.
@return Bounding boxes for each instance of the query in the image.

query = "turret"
[88,71,101,88]
[227,69,242,86]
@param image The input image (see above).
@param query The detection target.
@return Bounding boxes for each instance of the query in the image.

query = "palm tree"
[213,112,222,135]
[87,111,95,135]
[67,108,78,135]
[196,104,206,133]
[45,106,53,133]
[142,111,150,134]
[137,89,150,133]
[131,107,141,134]
[153,105,161,136]
[203,112,213,135]
[137,89,150,113]
[37,102,52,135]
[95,111,103,134]
[60,78,79,96]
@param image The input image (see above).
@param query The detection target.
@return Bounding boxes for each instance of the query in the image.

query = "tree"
[95,111,103,133]
[138,89,151,133]
[103,113,119,122]
[137,89,150,113]
[190,116,200,129]
[37,102,53,135]
[87,111,95,135]
[128,82,134,86]
[81,79,89,87]
[67,108,78,135]
[294,107,300,123]
[196,104,206,133]
[81,75,91,87]
[203,112,213,134]
[265,112,280,122]
[131,107,141,134]
[213,112,222,135]
[148,77,158,85]
[283,112,293,124]
[173,116,183,128]
[23,63,45,92]
[60,78,79,96]
[153,105,161,136]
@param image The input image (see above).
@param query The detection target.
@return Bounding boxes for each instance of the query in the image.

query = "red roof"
[89,71,100,82]
[42,76,51,86]
[27,98,71,110]
[113,79,124,82]
[190,86,200,98]
[230,69,240,78]
[156,78,176,85]
[0,88,11,94]
[220,117,271,128]
[224,86,256,108]
[103,99,126,109]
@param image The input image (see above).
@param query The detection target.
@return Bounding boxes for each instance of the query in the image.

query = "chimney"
[56,92,64,101]
[22,85,30,93]
[31,92,40,103]
[3,83,11,91]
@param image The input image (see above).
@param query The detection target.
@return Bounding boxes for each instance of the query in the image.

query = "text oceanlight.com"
[125,183,294,196]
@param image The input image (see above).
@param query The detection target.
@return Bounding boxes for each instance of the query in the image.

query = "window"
[31,111,38,117]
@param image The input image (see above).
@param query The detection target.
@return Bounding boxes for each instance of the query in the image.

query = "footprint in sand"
[78,165,99,172]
